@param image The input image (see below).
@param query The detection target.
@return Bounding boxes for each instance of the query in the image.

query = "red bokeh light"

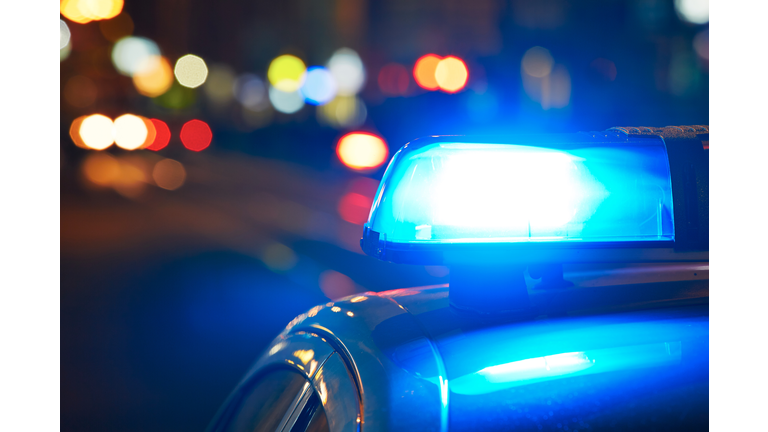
[377,63,410,96]
[146,119,171,151]
[180,119,212,151]
[338,192,374,225]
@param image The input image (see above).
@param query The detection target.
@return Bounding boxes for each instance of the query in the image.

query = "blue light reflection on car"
[367,138,674,244]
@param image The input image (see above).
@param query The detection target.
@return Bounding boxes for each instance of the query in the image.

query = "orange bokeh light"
[435,56,469,93]
[133,56,173,97]
[413,54,442,90]
[146,119,171,151]
[336,132,389,171]
[69,116,89,149]
[61,0,124,24]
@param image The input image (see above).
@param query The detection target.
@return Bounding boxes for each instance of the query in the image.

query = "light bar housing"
[361,126,709,265]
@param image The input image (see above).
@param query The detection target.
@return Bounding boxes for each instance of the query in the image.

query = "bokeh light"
[338,192,374,225]
[133,56,173,97]
[154,82,196,110]
[64,75,98,108]
[174,54,208,88]
[113,114,148,150]
[269,87,305,114]
[204,65,237,106]
[180,120,212,151]
[61,0,124,24]
[140,117,157,149]
[674,0,709,24]
[69,116,89,149]
[60,20,71,50]
[336,132,389,171]
[693,29,709,61]
[79,114,114,150]
[112,36,160,76]
[233,73,267,109]
[261,243,298,272]
[319,270,357,300]
[413,54,442,90]
[377,63,409,96]
[267,55,307,92]
[434,56,469,93]
[522,46,554,78]
[327,48,366,96]
[317,95,367,129]
[152,158,186,190]
[99,12,134,42]
[300,66,337,105]
[523,62,571,109]
[590,58,617,81]
[146,119,171,151]
[82,153,121,187]
[61,41,72,62]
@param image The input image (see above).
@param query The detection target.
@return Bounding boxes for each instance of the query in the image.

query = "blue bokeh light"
[300,66,337,105]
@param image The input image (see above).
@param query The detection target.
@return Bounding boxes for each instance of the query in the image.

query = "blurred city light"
[434,56,469,93]
[378,63,409,96]
[300,67,337,105]
[336,132,388,171]
[261,243,298,272]
[111,36,160,76]
[81,153,121,187]
[152,158,186,190]
[319,270,357,300]
[140,117,157,149]
[61,0,124,24]
[146,119,171,151]
[327,48,366,96]
[233,73,268,109]
[69,116,89,149]
[413,54,442,90]
[79,114,115,150]
[110,155,149,198]
[64,76,98,108]
[675,0,709,24]
[694,29,709,61]
[154,82,197,109]
[61,41,72,62]
[590,58,618,82]
[523,62,571,109]
[113,114,149,150]
[203,65,236,106]
[522,46,554,78]
[317,95,367,129]
[174,54,208,89]
[133,56,173,97]
[268,55,307,92]
[180,119,212,151]
[269,87,305,114]
[60,20,71,50]
[337,191,374,225]
[99,12,134,42]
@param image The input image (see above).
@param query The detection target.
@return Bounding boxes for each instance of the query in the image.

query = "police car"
[207,126,709,432]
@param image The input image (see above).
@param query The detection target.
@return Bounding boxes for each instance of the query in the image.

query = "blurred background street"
[60,0,709,430]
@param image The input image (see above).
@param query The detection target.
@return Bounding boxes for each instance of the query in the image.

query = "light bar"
[362,132,687,264]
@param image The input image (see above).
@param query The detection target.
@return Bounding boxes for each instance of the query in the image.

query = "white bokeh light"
[327,48,366,96]
[111,37,161,76]
[60,20,71,50]
[268,86,305,114]
[674,0,709,24]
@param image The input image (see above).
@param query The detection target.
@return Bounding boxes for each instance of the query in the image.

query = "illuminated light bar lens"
[365,137,674,247]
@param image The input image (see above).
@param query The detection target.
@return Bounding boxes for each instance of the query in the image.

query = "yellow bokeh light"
[174,54,208,88]
[152,158,186,190]
[267,55,307,92]
[133,56,173,97]
[336,132,389,171]
[434,56,469,93]
[113,114,148,150]
[61,0,123,23]
[79,114,114,150]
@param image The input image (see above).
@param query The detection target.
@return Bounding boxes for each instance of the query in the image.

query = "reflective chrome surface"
[210,263,708,431]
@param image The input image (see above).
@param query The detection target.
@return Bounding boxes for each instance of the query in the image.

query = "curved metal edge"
[312,352,363,432]
[284,294,447,432]
[204,331,335,432]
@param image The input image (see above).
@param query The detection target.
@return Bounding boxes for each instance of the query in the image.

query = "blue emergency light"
[361,127,709,266]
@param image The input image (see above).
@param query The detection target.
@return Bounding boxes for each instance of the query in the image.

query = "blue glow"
[366,138,674,244]
[300,66,337,105]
